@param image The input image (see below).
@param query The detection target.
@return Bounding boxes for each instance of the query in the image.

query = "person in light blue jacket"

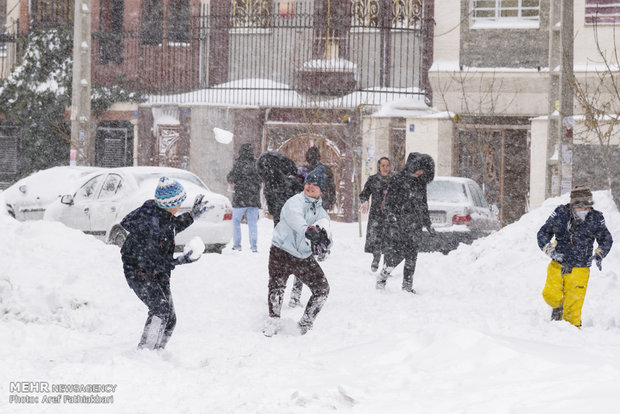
[263,165,333,336]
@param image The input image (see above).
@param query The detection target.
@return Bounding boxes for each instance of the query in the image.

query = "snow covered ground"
[1,190,619,414]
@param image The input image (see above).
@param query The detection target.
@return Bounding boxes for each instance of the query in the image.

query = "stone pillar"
[530,116,551,209]
[406,113,454,176]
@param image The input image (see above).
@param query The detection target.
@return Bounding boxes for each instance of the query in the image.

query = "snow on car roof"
[106,166,210,191]
[4,166,104,201]
[432,176,476,184]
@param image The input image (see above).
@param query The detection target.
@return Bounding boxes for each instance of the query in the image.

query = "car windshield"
[134,172,209,191]
[427,180,468,204]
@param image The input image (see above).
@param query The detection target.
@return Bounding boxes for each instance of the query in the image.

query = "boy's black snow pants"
[124,266,176,350]
[268,246,330,328]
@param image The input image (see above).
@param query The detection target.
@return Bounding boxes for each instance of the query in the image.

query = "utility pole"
[547,0,574,197]
[70,0,92,166]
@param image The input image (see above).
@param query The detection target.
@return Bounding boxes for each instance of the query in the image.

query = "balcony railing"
[92,1,428,107]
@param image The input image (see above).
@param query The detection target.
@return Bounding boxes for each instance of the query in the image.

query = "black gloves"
[190,194,209,219]
[174,250,198,266]
[305,225,330,261]
[426,225,437,237]
[591,249,603,271]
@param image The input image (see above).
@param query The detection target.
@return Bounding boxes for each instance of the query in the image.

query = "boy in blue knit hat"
[120,176,209,350]
[263,165,333,336]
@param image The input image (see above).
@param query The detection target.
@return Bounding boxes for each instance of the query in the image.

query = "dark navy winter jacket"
[537,204,613,268]
[120,200,194,276]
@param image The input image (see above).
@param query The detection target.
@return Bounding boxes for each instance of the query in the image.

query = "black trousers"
[125,266,176,350]
[268,246,330,327]
[381,249,419,290]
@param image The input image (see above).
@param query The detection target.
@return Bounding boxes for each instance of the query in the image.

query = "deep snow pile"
[1,191,619,414]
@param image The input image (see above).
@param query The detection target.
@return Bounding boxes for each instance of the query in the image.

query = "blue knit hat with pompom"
[155,177,187,209]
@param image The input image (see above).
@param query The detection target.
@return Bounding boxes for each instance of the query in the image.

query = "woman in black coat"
[376,152,435,293]
[359,157,392,272]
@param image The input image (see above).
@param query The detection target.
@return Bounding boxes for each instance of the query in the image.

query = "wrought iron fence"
[92,1,428,107]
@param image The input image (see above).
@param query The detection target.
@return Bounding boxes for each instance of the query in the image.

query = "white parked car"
[44,167,233,253]
[4,166,102,220]
[421,176,500,254]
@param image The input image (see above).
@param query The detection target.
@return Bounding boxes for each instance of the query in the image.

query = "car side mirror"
[61,194,74,205]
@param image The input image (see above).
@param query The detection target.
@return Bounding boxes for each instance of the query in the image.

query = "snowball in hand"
[184,237,205,261]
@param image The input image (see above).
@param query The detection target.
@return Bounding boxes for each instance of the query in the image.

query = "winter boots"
[138,314,171,350]
[376,271,388,289]
[402,271,416,294]
[371,254,381,272]
[262,316,313,336]
[376,266,393,289]
[551,306,564,321]
[402,286,417,294]
[377,265,416,293]
[262,317,281,337]
[298,315,313,335]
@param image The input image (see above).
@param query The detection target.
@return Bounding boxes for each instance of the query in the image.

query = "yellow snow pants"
[542,260,590,327]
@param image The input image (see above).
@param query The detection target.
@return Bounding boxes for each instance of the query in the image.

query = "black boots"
[551,306,563,321]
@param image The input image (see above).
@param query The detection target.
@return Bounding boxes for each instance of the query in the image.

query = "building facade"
[420,0,620,225]
[5,0,436,222]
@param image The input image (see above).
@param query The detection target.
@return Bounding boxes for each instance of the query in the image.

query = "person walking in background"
[377,153,435,293]
[256,151,304,226]
[263,165,332,336]
[227,144,262,252]
[359,157,392,272]
[304,146,336,211]
[121,177,208,350]
[537,186,613,328]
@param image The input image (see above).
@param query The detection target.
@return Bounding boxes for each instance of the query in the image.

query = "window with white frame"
[472,0,540,28]
[586,0,620,25]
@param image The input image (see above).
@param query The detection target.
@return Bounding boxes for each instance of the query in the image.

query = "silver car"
[45,166,233,253]
[420,176,500,254]
[4,166,102,220]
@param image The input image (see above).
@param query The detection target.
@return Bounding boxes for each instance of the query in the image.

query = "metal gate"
[456,125,530,226]
[278,133,344,217]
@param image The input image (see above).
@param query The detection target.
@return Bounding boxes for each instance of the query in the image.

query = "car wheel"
[205,244,225,254]
[110,227,127,247]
